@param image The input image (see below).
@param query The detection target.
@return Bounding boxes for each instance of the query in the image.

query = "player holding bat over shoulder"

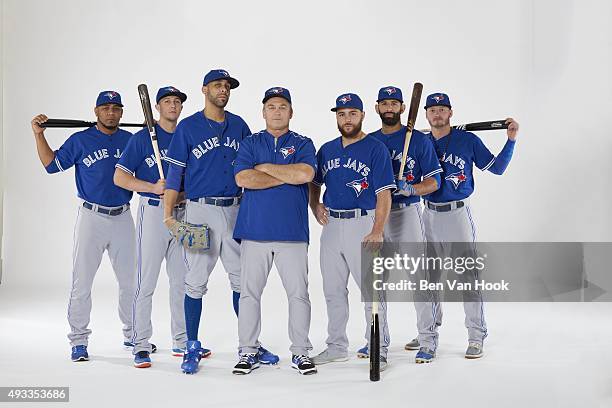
[31,91,136,363]
[113,86,188,368]
[410,93,519,363]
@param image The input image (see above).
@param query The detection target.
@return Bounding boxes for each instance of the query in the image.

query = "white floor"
[1,277,611,408]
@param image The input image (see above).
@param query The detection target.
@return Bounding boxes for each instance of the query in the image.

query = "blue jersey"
[45,126,133,207]
[370,126,442,205]
[424,128,515,203]
[313,135,396,210]
[233,130,317,243]
[165,111,251,199]
[115,124,174,198]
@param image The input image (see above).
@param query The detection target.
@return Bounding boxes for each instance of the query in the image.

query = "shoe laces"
[468,343,482,350]
[239,353,257,364]
[294,355,311,365]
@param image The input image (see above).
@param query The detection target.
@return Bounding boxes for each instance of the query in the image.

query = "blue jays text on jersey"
[115,124,176,199]
[164,111,251,199]
[45,126,133,207]
[233,130,317,243]
[424,128,515,203]
[313,135,396,210]
[370,126,442,205]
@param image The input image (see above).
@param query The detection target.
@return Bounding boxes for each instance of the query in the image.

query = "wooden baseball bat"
[137,84,165,180]
[418,119,509,133]
[40,119,144,128]
[397,83,424,180]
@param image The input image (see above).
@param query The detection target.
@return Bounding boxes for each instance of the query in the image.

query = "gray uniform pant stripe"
[131,197,188,353]
[67,204,136,347]
[238,240,313,356]
[320,214,390,357]
[416,202,488,351]
[182,201,241,299]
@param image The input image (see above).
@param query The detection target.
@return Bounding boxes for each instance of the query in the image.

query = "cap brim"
[424,104,452,109]
[97,102,123,107]
[263,94,291,104]
[157,91,187,103]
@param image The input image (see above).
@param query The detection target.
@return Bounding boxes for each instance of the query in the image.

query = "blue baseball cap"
[424,93,452,109]
[377,86,403,103]
[203,69,239,89]
[331,93,363,112]
[156,86,187,103]
[262,87,292,104]
[96,91,123,107]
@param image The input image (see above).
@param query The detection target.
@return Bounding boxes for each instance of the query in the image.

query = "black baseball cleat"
[233,353,260,375]
[291,355,318,375]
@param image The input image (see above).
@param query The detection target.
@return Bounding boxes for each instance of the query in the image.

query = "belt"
[425,200,465,212]
[328,209,369,219]
[391,202,416,210]
[190,197,241,207]
[146,198,185,209]
[82,201,129,216]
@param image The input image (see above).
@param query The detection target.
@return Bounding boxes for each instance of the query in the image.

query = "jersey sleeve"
[419,134,443,180]
[234,136,255,175]
[165,122,189,168]
[371,143,397,194]
[295,139,317,172]
[45,133,79,174]
[312,148,324,186]
[472,133,496,171]
[115,133,143,175]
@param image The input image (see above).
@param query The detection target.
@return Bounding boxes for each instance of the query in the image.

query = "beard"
[429,117,450,129]
[379,111,401,127]
[208,93,228,108]
[338,121,363,139]
[98,120,118,131]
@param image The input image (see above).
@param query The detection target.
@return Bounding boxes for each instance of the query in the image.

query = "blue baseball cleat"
[258,345,279,365]
[134,351,151,368]
[181,341,204,374]
[356,345,369,358]
[71,345,89,362]
[415,347,435,364]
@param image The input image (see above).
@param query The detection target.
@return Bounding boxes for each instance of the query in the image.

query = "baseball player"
[310,93,395,371]
[364,86,443,357]
[413,92,519,363]
[31,91,135,362]
[162,70,278,374]
[114,86,188,368]
[232,87,317,376]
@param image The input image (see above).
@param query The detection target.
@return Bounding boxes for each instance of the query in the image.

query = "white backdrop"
[3,0,611,292]
[2,2,612,407]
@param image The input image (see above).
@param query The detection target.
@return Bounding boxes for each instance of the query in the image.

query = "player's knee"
[185,284,207,299]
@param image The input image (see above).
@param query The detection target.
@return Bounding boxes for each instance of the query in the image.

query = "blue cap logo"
[331,93,363,112]
[106,91,118,99]
[96,90,123,107]
[262,87,292,104]
[424,92,452,109]
[339,94,352,104]
[384,87,397,96]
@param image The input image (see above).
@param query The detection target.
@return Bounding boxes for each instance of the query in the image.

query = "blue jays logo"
[279,146,295,159]
[165,87,177,92]
[346,177,369,197]
[270,87,284,94]
[105,91,118,99]
[339,94,352,104]
[219,70,229,76]
[432,94,445,103]
[405,170,415,182]
[445,170,467,189]
[384,87,397,96]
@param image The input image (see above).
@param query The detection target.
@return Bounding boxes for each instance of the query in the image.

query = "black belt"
[391,202,415,209]
[426,200,465,212]
[146,198,185,209]
[82,202,129,216]
[190,197,241,207]
[329,209,368,219]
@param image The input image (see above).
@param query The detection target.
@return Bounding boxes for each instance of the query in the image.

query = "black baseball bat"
[40,119,144,128]
[419,120,509,133]
[137,84,165,179]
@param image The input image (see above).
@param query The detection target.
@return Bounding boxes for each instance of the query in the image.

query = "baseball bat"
[40,119,144,128]
[137,84,165,180]
[418,119,509,133]
[369,301,380,381]
[397,83,424,179]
